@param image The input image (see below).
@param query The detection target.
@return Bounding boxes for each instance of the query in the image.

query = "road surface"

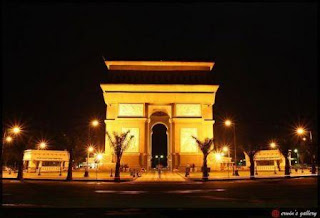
[2,177,317,208]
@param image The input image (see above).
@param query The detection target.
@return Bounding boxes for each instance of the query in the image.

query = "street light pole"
[84,146,94,177]
[233,125,239,176]
[224,120,239,176]
[227,149,230,178]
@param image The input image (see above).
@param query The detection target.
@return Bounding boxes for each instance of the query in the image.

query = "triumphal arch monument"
[100,61,219,171]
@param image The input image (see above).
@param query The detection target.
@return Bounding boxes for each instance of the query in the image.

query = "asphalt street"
[2,177,318,208]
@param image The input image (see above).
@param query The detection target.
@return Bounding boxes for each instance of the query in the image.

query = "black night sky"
[2,2,317,150]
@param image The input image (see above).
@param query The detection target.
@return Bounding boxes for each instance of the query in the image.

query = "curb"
[190,174,319,182]
[176,172,193,182]
[1,177,134,182]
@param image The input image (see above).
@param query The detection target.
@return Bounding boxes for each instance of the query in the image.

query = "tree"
[242,144,261,179]
[278,138,292,177]
[192,136,214,181]
[306,140,317,174]
[106,131,134,182]
[59,132,75,181]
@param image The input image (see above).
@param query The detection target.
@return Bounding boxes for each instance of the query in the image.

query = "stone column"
[168,118,173,171]
[147,118,152,170]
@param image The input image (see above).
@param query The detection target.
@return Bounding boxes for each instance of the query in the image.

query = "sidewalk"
[1,170,136,182]
[180,170,319,181]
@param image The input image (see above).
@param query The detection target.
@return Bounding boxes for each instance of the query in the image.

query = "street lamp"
[224,119,239,176]
[270,142,277,149]
[5,136,13,143]
[225,120,232,127]
[91,120,99,127]
[215,153,222,161]
[295,126,314,171]
[296,127,305,136]
[84,146,95,177]
[12,126,21,135]
[296,127,317,174]
[38,141,47,150]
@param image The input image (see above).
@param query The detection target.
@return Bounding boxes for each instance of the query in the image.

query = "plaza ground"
[2,176,318,208]
[2,169,134,181]
[1,168,316,181]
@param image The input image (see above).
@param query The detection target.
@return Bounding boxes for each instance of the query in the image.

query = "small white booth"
[23,149,70,172]
[244,149,286,171]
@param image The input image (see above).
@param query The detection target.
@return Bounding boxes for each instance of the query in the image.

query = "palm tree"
[192,136,214,181]
[106,130,134,182]
[242,144,261,179]
[278,138,292,178]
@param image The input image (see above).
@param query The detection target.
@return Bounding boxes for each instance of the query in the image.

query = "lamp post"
[223,146,230,178]
[84,146,94,177]
[37,141,47,175]
[224,120,239,176]
[89,119,99,146]
[296,127,315,174]
[87,119,99,178]
[8,125,24,180]
[269,142,278,174]
[2,129,15,174]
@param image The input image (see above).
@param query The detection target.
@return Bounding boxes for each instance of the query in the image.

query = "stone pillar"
[147,118,152,170]
[166,130,170,170]
[169,118,173,171]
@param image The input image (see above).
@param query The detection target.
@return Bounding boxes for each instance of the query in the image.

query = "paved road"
[2,177,317,208]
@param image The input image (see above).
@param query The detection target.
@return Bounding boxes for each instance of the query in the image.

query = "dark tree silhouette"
[59,133,75,181]
[106,131,134,182]
[192,136,214,181]
[242,144,261,179]
[278,138,292,177]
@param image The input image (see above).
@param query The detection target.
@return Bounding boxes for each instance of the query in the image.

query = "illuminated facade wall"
[100,61,219,171]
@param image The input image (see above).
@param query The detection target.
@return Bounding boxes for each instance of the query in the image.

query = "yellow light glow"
[5,136,13,143]
[39,142,47,149]
[12,126,21,134]
[296,127,305,135]
[215,153,222,160]
[225,120,232,127]
[222,146,229,152]
[96,153,103,160]
[294,149,298,153]
[270,142,276,149]
[91,120,99,127]
[88,146,94,153]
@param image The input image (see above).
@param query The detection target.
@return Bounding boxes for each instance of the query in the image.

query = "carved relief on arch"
[147,105,172,118]
[151,111,168,117]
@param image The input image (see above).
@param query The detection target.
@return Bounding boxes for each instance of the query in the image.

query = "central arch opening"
[151,124,168,168]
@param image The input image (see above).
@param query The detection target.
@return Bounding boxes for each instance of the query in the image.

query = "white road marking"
[95,190,117,193]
